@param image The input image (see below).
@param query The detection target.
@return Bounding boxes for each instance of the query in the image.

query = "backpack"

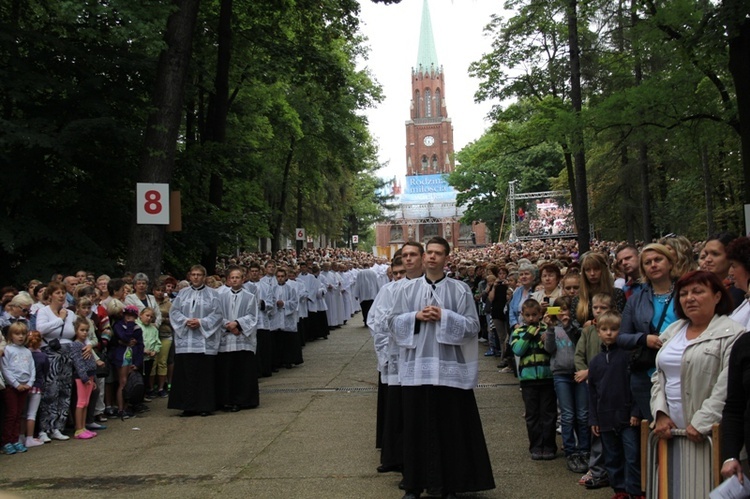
[123,370,145,405]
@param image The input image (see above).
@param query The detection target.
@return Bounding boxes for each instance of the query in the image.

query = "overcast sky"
[356,0,508,183]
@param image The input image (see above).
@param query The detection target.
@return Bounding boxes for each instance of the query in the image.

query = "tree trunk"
[201,0,233,275]
[127,0,201,279]
[726,13,750,205]
[620,145,635,244]
[295,180,304,254]
[566,0,590,253]
[639,143,652,242]
[702,146,716,236]
[271,141,296,252]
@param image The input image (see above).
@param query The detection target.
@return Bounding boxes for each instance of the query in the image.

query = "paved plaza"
[0,314,610,498]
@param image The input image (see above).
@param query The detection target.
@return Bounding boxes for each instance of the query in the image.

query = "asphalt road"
[0,313,611,499]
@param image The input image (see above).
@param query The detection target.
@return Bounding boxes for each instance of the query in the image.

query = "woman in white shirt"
[35,281,78,442]
[651,270,744,496]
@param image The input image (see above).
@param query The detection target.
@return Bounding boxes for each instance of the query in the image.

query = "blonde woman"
[571,252,625,327]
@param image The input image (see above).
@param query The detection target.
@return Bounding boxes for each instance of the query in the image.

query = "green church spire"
[416,0,439,71]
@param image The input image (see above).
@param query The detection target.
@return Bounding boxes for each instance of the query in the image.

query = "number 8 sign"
[137,183,170,225]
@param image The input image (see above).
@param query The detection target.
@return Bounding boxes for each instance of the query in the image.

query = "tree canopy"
[0,0,387,284]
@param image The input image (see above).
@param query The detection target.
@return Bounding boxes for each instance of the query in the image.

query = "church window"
[421,155,428,170]
[435,89,441,117]
[425,89,431,117]
[431,155,438,169]
[415,90,421,118]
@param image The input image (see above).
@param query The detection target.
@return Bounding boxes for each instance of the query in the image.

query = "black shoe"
[584,476,610,489]
[199,411,212,417]
[531,452,543,460]
[542,451,556,460]
[402,493,420,499]
[230,405,240,413]
[377,464,403,473]
[570,453,589,473]
[398,480,406,491]
[180,410,197,418]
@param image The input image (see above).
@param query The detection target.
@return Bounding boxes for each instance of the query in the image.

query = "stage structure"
[374,0,487,257]
[507,180,576,242]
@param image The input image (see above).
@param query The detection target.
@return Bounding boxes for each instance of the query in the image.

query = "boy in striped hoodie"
[511,299,557,461]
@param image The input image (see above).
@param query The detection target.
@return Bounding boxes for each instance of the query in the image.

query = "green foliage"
[466,0,745,242]
[0,0,385,284]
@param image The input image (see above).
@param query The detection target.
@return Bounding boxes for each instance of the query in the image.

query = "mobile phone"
[547,306,561,316]
[543,296,550,304]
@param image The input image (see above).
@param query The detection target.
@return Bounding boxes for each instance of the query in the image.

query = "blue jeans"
[600,426,641,495]
[553,374,590,456]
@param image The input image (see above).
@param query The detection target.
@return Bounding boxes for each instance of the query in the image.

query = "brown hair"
[673,270,733,320]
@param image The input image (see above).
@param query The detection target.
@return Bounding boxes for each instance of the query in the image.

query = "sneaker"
[13,442,27,453]
[50,429,70,441]
[118,410,130,420]
[566,454,588,473]
[542,451,556,460]
[158,390,169,398]
[2,443,17,455]
[38,431,52,443]
[86,422,107,431]
[143,395,153,402]
[578,470,593,485]
[484,349,496,356]
[74,430,95,440]
[499,366,514,373]
[95,414,108,423]
[531,452,543,461]
[25,437,44,448]
[584,476,610,490]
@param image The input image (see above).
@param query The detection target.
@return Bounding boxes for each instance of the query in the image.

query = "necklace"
[653,281,674,298]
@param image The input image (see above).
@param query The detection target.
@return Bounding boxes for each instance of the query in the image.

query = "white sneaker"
[38,431,52,443]
[25,437,44,448]
[50,430,70,441]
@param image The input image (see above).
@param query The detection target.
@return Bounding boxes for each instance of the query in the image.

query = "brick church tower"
[405,0,455,176]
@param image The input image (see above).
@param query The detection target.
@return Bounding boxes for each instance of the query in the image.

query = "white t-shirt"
[659,324,690,428]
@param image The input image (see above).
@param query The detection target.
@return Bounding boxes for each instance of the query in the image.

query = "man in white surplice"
[386,237,494,497]
[168,264,223,416]
[216,266,259,411]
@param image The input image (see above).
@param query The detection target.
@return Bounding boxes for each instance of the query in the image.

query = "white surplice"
[387,276,480,390]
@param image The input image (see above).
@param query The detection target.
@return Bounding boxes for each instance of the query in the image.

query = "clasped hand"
[416,305,441,322]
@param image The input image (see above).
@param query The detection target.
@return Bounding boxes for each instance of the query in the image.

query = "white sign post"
[296,228,306,241]
[136,183,170,225]
[352,234,359,244]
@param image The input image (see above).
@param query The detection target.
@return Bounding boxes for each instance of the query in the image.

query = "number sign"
[137,183,170,225]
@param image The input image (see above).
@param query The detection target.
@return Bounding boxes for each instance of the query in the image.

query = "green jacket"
[511,323,553,385]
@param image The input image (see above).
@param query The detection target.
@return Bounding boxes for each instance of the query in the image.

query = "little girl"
[70,317,99,439]
[112,305,143,420]
[25,330,49,447]
[1,322,35,454]
[137,307,161,397]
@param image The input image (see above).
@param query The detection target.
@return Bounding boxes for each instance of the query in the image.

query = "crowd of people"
[518,201,576,237]
[365,233,750,499]
[1,235,749,499]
